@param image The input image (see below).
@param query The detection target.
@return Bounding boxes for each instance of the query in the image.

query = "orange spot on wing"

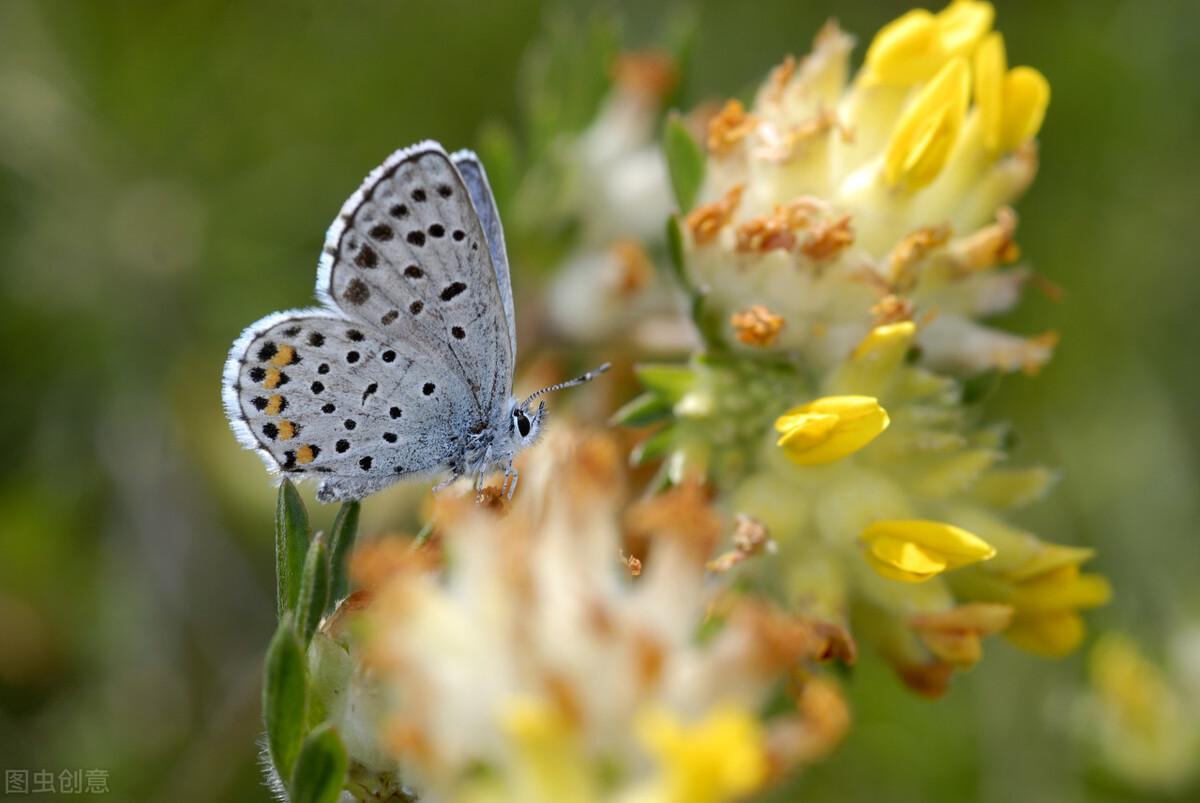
[265,395,284,415]
[278,421,296,440]
[270,345,296,366]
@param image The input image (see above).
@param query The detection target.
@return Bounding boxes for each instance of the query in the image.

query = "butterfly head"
[509,362,611,450]
[510,400,547,447]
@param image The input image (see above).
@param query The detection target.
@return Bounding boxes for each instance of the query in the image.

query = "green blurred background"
[1,1,1197,801]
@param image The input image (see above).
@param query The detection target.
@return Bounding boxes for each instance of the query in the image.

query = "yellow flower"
[635,706,769,803]
[826,321,916,397]
[1081,632,1200,790]
[883,56,971,191]
[865,1,995,86]
[775,395,890,465]
[502,699,596,803]
[862,519,996,582]
[1004,562,1112,656]
[974,32,1050,155]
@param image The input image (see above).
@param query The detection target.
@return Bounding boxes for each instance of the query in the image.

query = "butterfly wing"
[223,311,475,501]
[319,142,515,421]
[450,149,516,359]
[223,141,517,502]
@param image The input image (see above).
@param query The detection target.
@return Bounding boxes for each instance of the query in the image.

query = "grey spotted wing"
[319,142,514,420]
[451,149,516,359]
[222,312,477,501]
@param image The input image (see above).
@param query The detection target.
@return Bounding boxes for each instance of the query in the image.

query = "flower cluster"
[683,0,1055,375]
[1075,629,1200,792]
[310,430,852,803]
[621,0,1109,695]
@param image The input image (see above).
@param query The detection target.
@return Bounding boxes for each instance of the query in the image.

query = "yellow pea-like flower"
[775,396,890,465]
[637,706,768,803]
[883,57,971,191]
[975,32,1051,155]
[861,519,996,582]
[866,0,994,86]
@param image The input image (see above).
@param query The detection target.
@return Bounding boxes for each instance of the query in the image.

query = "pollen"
[269,344,297,366]
[707,99,758,157]
[763,54,797,103]
[277,420,296,440]
[870,294,916,325]
[686,185,744,245]
[950,207,1021,271]
[265,394,285,415]
[731,305,785,347]
[888,224,952,286]
[801,214,854,261]
[735,213,795,254]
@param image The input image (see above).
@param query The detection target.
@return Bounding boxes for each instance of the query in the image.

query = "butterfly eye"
[513,409,531,438]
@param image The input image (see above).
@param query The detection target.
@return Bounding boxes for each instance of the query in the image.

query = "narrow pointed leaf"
[630,427,677,467]
[611,393,674,427]
[634,364,695,403]
[298,534,330,648]
[664,113,705,211]
[275,480,311,618]
[289,724,349,803]
[263,615,306,782]
[327,501,360,611]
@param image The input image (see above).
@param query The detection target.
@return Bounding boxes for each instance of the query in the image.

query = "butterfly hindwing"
[320,142,514,422]
[223,311,477,501]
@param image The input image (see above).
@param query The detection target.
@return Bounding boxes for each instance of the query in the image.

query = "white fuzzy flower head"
[323,428,851,803]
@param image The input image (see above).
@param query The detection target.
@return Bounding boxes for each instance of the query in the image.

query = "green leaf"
[661,7,698,111]
[630,427,677,467]
[665,214,689,290]
[634,364,695,403]
[663,114,705,212]
[289,724,349,803]
[263,615,307,782]
[523,9,619,155]
[275,480,311,618]
[327,501,360,610]
[611,393,674,427]
[297,534,330,648]
[691,291,730,354]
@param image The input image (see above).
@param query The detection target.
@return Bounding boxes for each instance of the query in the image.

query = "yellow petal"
[1009,567,1113,614]
[884,57,970,191]
[826,321,917,396]
[775,396,890,465]
[999,66,1050,152]
[865,536,948,582]
[862,519,995,582]
[864,10,942,85]
[974,32,1006,153]
[1005,610,1085,656]
[864,2,993,86]
[935,1,995,58]
[637,706,768,803]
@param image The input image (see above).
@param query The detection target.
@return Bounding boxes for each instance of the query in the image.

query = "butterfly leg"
[504,465,520,500]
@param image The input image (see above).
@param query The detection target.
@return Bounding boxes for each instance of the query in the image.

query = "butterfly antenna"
[521,362,611,408]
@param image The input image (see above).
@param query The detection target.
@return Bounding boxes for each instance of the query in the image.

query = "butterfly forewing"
[450,150,516,360]
[321,143,514,420]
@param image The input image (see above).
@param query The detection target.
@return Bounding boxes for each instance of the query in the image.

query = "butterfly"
[222,141,608,502]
